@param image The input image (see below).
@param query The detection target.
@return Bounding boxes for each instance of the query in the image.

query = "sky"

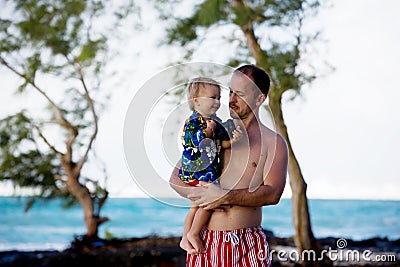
[1,0,399,200]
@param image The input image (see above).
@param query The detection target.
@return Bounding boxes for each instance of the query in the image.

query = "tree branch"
[98,190,108,211]
[91,146,109,192]
[96,216,109,226]
[231,0,268,67]
[255,13,271,23]
[0,56,75,130]
[55,173,67,184]
[0,56,78,162]
[280,6,304,95]
[292,10,303,74]
[75,68,98,174]
[32,124,64,156]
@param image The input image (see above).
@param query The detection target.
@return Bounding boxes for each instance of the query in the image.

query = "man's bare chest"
[220,139,268,188]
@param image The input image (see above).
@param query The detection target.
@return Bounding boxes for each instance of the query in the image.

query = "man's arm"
[189,134,288,209]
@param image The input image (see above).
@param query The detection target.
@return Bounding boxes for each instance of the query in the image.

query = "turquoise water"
[0,197,399,251]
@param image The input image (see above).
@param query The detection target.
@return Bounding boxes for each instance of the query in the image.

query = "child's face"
[193,84,221,117]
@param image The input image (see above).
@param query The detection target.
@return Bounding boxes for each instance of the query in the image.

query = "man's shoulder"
[260,124,279,138]
[260,126,287,148]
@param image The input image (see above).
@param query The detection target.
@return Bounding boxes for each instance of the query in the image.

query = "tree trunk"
[268,94,332,266]
[62,160,108,239]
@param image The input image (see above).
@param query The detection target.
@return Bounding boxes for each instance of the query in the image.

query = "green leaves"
[1,0,105,76]
[0,112,56,182]
[165,0,229,45]
[15,2,74,55]
[0,150,57,185]
[76,38,106,65]
[197,0,228,26]
[0,111,67,208]
[166,17,198,46]
[0,112,34,152]
[0,19,21,53]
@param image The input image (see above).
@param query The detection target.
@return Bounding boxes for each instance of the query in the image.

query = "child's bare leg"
[180,206,197,254]
[187,207,212,253]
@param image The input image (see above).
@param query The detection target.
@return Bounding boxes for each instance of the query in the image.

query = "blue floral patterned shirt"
[178,111,230,185]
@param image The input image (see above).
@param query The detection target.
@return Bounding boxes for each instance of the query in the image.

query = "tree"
[0,0,137,239]
[155,0,332,265]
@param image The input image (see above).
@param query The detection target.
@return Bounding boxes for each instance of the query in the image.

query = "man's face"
[229,73,260,119]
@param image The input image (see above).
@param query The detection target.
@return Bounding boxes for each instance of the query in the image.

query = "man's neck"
[241,112,260,131]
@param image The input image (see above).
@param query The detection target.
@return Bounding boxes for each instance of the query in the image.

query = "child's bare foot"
[180,236,197,255]
[187,231,205,254]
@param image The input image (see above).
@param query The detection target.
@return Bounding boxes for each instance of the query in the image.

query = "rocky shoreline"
[0,232,399,267]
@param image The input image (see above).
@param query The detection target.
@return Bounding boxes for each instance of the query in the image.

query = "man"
[170,64,288,266]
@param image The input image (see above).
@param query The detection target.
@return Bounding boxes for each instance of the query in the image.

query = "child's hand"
[205,119,216,137]
[231,126,242,144]
[206,119,216,129]
[197,181,209,187]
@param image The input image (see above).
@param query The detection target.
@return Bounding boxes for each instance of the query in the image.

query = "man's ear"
[256,94,266,107]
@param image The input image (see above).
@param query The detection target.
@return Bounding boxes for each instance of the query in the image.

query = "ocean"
[0,197,399,251]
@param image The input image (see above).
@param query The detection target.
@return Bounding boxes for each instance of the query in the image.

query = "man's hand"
[187,183,230,210]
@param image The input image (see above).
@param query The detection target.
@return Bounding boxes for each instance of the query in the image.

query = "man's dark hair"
[236,64,270,95]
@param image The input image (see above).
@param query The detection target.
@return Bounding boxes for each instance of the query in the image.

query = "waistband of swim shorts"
[203,225,264,236]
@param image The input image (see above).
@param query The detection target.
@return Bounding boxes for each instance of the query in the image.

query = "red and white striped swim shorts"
[186,226,271,267]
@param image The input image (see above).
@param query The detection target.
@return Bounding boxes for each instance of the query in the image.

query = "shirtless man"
[170,64,288,266]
